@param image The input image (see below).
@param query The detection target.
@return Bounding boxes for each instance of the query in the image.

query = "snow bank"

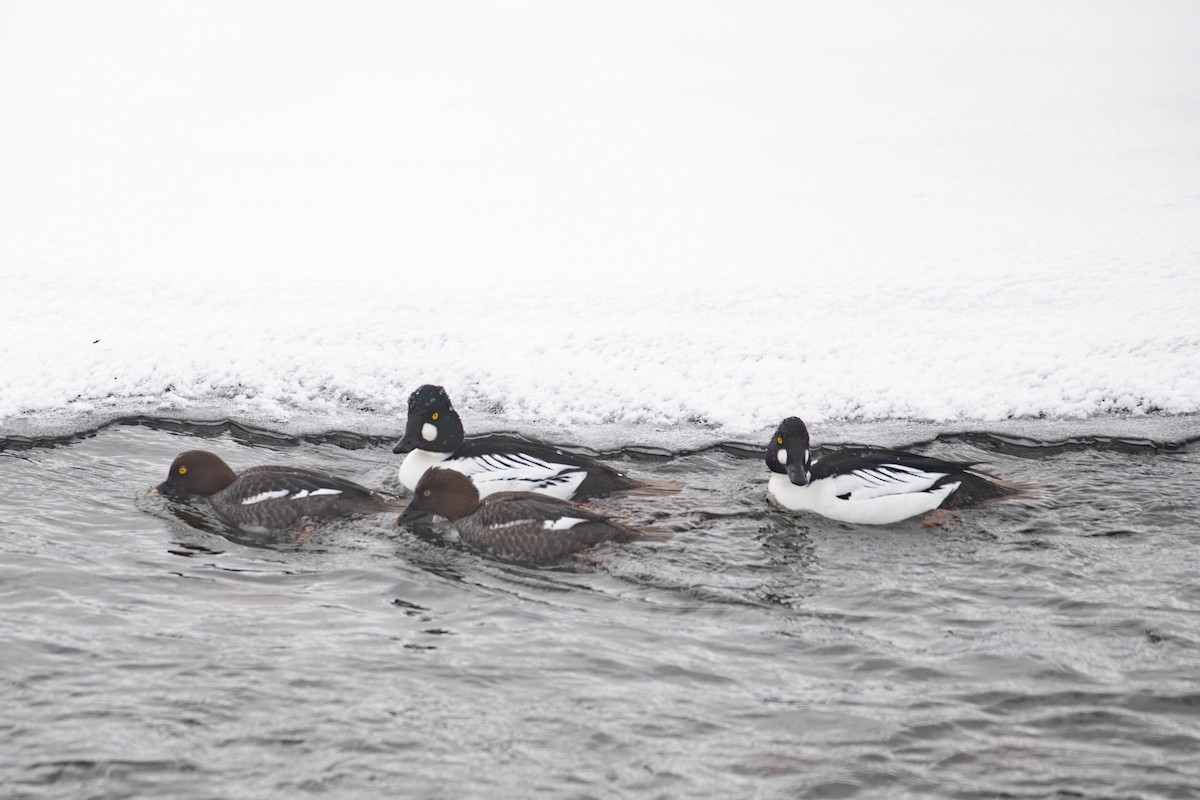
[3,2,1198,443]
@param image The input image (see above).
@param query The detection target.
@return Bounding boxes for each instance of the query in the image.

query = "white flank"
[241,490,289,505]
[543,517,587,531]
[421,423,437,442]
[768,473,960,525]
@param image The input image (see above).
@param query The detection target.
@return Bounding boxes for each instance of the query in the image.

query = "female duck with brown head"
[398,467,670,564]
[154,450,406,534]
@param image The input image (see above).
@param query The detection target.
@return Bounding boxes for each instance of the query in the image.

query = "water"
[2,418,1199,799]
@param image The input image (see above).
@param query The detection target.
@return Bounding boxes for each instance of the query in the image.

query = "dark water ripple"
[2,419,1200,799]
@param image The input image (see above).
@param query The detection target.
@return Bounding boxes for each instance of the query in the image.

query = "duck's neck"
[400,448,452,491]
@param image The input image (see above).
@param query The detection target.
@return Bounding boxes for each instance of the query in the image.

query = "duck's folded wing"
[828,465,949,501]
[236,467,380,502]
[475,493,608,530]
[812,452,952,501]
[444,450,587,494]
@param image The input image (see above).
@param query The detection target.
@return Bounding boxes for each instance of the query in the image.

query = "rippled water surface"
[2,419,1199,799]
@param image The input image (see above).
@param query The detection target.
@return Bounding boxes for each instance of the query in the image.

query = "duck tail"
[633,526,674,542]
[605,516,674,542]
[621,477,683,496]
[973,472,1048,506]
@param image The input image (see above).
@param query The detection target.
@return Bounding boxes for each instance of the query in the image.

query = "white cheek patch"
[776,448,788,466]
[543,517,587,531]
[242,490,289,505]
[421,423,438,442]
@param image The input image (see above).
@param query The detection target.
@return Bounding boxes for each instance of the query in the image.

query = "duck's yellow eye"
[777,437,783,445]
[178,466,187,475]
[422,489,431,497]
[431,412,438,421]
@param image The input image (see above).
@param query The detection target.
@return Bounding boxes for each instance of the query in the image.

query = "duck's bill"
[397,505,431,525]
[392,431,422,455]
[786,462,810,487]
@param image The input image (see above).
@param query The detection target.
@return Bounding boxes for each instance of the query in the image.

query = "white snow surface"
[3,2,1199,446]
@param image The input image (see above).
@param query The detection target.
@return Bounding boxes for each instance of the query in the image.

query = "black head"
[392,384,465,455]
[398,468,481,525]
[154,450,238,497]
[766,417,813,486]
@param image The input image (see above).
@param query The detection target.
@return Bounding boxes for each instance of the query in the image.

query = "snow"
[3,2,1199,447]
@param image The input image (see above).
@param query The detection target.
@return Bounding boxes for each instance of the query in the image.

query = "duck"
[152,450,407,534]
[392,384,679,501]
[398,467,671,564]
[765,417,1035,525]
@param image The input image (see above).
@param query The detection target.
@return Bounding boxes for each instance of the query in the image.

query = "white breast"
[399,449,452,491]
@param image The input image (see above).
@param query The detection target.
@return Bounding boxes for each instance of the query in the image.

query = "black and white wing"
[810,448,967,501]
[446,438,594,499]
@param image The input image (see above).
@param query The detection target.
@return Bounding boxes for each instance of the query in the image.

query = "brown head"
[398,468,481,524]
[154,450,238,497]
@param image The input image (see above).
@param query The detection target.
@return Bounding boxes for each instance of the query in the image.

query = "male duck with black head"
[153,450,406,535]
[766,417,1037,525]
[393,384,679,501]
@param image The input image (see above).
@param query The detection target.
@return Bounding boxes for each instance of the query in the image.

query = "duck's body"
[393,385,678,501]
[154,450,406,534]
[766,418,1032,525]
[399,468,670,564]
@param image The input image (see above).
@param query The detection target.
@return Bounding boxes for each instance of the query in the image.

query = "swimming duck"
[152,450,406,534]
[392,385,678,501]
[398,467,671,563]
[766,417,1033,524]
